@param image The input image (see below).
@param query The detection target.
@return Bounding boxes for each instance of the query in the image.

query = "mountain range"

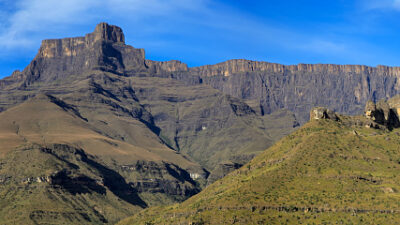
[1,22,400,224]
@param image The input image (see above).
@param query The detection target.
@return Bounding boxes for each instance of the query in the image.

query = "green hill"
[119,112,400,224]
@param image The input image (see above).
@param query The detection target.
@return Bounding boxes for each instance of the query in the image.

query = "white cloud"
[0,0,371,68]
[362,0,400,11]
[394,0,400,9]
[0,0,207,49]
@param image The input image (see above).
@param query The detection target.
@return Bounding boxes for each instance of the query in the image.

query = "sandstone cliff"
[185,59,400,123]
[190,59,400,77]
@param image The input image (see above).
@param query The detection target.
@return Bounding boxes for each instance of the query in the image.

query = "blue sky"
[1,0,400,78]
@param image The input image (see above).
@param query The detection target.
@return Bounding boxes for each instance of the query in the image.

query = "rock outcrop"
[310,95,400,130]
[364,98,400,129]
[310,107,339,121]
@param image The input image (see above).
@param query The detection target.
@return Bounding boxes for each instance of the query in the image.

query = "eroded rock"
[364,98,400,129]
[310,107,339,121]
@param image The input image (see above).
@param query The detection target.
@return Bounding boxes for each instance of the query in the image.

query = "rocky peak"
[38,23,125,59]
[89,22,125,44]
[19,23,148,84]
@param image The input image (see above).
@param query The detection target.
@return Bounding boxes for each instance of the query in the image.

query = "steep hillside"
[0,93,207,224]
[128,76,297,173]
[120,105,400,224]
[0,144,144,224]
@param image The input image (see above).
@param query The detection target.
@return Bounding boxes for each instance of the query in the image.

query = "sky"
[1,0,400,78]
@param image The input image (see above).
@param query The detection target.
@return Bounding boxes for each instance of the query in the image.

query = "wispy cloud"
[0,0,207,49]
[0,0,388,76]
[362,0,400,11]
[0,0,350,56]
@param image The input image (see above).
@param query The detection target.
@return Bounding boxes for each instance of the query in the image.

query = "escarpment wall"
[186,60,400,123]
[190,59,400,77]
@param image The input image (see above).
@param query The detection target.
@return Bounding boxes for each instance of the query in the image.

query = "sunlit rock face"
[183,60,400,123]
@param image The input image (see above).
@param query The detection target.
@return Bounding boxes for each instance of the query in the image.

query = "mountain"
[0,23,298,223]
[0,23,298,177]
[171,60,400,124]
[119,98,400,224]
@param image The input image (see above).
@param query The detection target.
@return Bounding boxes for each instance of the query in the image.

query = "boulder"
[310,107,339,121]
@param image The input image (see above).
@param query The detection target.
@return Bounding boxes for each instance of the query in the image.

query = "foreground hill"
[120,102,400,224]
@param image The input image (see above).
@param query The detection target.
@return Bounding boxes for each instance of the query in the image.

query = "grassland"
[119,119,400,224]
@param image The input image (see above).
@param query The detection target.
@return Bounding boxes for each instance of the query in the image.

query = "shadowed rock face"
[364,97,400,129]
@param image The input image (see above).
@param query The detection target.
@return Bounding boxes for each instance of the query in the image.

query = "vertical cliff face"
[21,23,146,84]
[185,59,400,123]
[144,60,189,74]
[189,59,400,77]
[90,22,125,43]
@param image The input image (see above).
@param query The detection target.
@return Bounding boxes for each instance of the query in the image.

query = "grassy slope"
[119,119,400,224]
[0,93,200,171]
[0,145,143,225]
[0,94,202,224]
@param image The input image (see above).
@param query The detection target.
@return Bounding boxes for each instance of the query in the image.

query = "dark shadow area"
[48,144,148,208]
[75,147,148,208]
[51,170,106,195]
[41,147,80,170]
[46,94,88,122]
[165,163,196,186]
